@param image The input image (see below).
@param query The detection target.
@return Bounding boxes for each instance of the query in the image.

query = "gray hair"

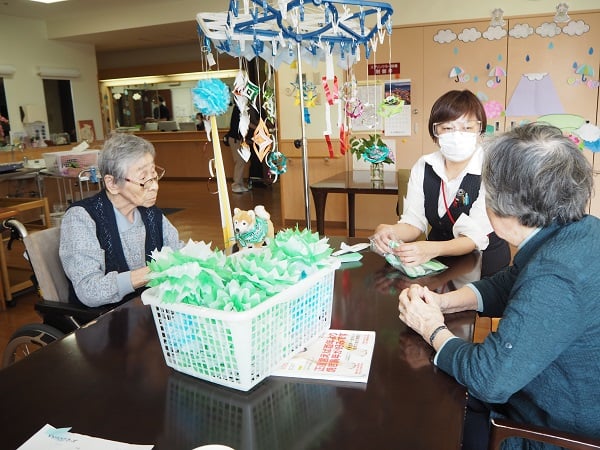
[99,133,156,183]
[482,122,593,227]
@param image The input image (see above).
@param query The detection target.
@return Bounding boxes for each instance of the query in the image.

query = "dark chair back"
[489,418,600,450]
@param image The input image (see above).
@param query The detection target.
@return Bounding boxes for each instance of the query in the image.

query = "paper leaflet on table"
[272,329,376,383]
[17,423,153,449]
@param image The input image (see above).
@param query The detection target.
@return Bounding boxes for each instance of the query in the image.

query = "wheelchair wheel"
[2,323,65,368]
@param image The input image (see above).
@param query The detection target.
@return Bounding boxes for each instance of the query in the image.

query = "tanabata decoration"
[147,228,333,311]
[253,118,274,161]
[377,95,404,118]
[196,0,394,230]
[266,150,288,182]
[191,78,235,252]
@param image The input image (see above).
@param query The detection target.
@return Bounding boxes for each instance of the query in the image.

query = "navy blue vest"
[422,163,510,277]
[66,190,164,306]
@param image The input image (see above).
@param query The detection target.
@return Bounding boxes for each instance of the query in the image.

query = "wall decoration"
[433,18,590,47]
[505,73,564,116]
[535,22,562,38]
[458,27,481,43]
[433,29,457,44]
[78,120,96,142]
[568,61,599,87]
[575,123,600,152]
[562,20,590,36]
[482,26,507,41]
[483,100,505,120]
[509,23,534,39]
[488,66,506,86]
[449,66,469,83]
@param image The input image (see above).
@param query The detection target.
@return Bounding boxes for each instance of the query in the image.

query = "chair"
[23,226,69,302]
[2,223,109,367]
[489,418,600,450]
[396,168,410,217]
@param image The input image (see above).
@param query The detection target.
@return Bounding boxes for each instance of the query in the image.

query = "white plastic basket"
[142,258,340,391]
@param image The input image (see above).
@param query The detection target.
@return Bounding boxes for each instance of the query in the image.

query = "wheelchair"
[1,219,110,367]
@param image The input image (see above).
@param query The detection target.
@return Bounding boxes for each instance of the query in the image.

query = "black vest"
[423,163,510,277]
[66,190,164,306]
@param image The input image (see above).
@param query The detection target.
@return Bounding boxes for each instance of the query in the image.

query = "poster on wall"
[383,79,412,137]
[78,120,96,142]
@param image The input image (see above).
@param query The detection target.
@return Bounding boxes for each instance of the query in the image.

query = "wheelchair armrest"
[34,300,111,326]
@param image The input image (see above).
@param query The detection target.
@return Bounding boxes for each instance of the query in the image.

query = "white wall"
[0,16,103,141]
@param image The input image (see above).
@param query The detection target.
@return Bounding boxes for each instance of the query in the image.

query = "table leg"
[348,193,356,237]
[310,190,328,236]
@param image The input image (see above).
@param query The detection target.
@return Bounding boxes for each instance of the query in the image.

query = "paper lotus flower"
[349,134,395,165]
[147,228,334,311]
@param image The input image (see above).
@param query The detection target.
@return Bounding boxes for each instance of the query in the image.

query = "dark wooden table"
[310,170,399,237]
[0,237,477,450]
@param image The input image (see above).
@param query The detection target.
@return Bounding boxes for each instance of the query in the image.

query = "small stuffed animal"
[233,205,275,248]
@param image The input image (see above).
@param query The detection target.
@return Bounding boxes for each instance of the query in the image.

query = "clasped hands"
[398,284,447,346]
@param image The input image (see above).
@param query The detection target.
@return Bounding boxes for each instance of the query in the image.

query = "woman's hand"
[394,241,439,266]
[131,266,151,289]
[398,284,446,342]
[371,223,402,255]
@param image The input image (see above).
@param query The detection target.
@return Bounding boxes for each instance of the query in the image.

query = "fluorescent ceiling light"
[30,0,68,4]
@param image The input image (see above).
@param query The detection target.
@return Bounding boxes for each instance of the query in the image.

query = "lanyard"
[440,180,456,224]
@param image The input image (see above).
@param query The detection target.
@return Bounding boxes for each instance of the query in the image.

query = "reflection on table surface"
[0,237,478,450]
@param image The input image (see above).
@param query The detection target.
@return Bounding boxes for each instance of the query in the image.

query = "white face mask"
[438,131,478,162]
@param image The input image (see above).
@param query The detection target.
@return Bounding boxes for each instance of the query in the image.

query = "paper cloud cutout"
[458,27,481,43]
[524,73,548,81]
[536,22,562,38]
[562,20,590,36]
[434,29,457,44]
[509,23,534,39]
[483,26,507,41]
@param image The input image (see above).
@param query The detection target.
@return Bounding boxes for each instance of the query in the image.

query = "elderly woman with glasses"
[59,133,182,307]
[398,123,600,449]
[372,90,510,278]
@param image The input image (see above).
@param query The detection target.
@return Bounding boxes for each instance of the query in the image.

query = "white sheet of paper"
[17,424,154,450]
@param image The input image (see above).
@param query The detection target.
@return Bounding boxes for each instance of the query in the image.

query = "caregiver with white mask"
[372,90,510,278]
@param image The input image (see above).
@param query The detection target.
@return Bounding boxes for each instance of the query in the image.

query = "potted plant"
[349,134,395,181]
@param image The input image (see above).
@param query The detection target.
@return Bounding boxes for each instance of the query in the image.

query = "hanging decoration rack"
[198,0,393,68]
[197,0,394,230]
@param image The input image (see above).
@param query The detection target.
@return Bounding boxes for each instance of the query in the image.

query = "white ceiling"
[0,0,205,52]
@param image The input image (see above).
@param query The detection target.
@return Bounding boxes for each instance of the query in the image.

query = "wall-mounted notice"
[383,79,412,137]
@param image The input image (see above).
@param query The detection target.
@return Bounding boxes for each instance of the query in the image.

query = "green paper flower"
[147,228,335,311]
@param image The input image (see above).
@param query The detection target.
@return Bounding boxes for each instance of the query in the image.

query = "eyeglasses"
[433,120,482,137]
[125,165,165,189]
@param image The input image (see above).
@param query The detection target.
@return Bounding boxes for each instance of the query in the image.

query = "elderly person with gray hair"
[60,133,182,307]
[397,123,600,449]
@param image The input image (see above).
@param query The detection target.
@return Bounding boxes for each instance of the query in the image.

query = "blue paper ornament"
[192,78,231,116]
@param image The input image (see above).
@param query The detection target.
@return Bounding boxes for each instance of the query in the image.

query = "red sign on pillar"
[368,63,400,76]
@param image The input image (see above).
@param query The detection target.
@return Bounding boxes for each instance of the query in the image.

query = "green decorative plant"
[349,134,395,164]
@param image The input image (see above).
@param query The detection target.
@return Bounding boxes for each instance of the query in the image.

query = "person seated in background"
[59,133,183,307]
[195,112,205,131]
[398,123,600,449]
[372,90,510,278]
